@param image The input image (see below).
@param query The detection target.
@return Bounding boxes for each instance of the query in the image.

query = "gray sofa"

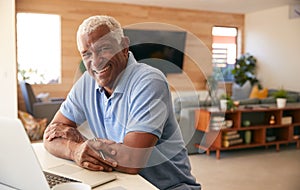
[19,81,64,124]
[173,94,209,154]
[236,89,300,105]
[173,89,300,154]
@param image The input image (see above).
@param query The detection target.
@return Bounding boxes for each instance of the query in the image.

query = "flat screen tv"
[123,29,187,75]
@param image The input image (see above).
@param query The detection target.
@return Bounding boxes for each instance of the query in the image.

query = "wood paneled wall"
[16,0,244,109]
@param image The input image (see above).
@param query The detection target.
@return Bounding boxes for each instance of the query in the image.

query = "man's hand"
[72,139,117,171]
[43,112,118,172]
[44,122,85,142]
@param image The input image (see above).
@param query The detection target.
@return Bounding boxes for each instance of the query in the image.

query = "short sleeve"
[59,75,88,125]
[126,73,170,138]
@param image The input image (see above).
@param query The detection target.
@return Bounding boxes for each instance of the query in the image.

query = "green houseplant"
[219,94,235,111]
[231,53,260,88]
[79,60,86,73]
[272,88,288,99]
[272,87,288,108]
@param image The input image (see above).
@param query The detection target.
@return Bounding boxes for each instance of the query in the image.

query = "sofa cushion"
[173,95,213,116]
[260,96,276,104]
[287,94,299,102]
[232,80,252,100]
[249,85,268,99]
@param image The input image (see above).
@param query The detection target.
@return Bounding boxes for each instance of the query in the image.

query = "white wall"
[0,0,18,118]
[245,5,300,91]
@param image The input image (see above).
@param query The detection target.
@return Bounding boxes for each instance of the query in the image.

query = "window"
[17,13,61,84]
[212,26,237,81]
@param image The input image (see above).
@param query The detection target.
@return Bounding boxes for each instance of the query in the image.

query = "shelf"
[266,124,290,128]
[220,142,265,150]
[265,140,289,145]
[195,104,300,159]
[292,122,300,126]
[237,126,267,130]
[195,142,264,150]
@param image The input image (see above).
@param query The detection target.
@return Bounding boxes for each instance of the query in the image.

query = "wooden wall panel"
[16,0,244,109]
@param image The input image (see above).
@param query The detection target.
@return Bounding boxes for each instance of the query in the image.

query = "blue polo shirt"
[60,53,201,189]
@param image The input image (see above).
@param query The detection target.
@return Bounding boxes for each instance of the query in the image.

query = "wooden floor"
[189,144,300,190]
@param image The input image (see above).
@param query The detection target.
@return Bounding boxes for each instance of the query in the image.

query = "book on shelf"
[223,130,238,136]
[223,138,243,147]
[282,116,292,125]
[222,133,240,140]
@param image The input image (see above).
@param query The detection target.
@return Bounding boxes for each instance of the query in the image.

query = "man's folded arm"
[109,132,158,174]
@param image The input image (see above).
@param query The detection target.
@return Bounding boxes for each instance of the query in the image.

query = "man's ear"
[121,36,130,54]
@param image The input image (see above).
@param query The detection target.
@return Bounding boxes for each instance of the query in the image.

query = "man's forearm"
[105,142,154,174]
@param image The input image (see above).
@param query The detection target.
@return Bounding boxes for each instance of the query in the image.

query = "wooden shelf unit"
[195,104,300,159]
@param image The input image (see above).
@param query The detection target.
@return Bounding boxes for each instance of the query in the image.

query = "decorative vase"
[243,120,251,127]
[276,98,287,108]
[244,130,252,144]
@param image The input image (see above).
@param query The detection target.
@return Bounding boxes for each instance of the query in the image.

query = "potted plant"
[219,94,235,111]
[272,88,288,108]
[231,53,261,88]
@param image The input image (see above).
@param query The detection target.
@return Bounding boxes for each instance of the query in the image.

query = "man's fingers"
[81,161,113,171]
[100,153,118,167]
[46,129,72,141]
[44,124,63,140]
[89,139,117,156]
[45,124,84,142]
[87,140,118,167]
[101,139,116,145]
[46,130,64,141]
[81,148,116,171]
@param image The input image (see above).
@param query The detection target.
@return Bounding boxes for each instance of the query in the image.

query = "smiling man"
[43,15,200,190]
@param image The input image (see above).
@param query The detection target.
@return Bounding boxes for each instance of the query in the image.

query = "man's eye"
[102,47,110,51]
[97,46,113,53]
[82,52,92,58]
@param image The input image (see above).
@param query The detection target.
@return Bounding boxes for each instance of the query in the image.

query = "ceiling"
[86,0,299,14]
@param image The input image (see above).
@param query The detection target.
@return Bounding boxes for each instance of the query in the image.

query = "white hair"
[76,15,124,50]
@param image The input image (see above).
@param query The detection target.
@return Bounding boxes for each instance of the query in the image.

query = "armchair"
[19,81,64,124]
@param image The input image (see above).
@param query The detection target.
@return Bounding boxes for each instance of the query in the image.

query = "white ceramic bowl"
[225,120,233,128]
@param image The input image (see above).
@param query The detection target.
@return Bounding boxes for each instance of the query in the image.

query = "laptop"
[0,117,116,190]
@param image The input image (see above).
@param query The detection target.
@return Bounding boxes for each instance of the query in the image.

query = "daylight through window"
[212,26,237,81]
[17,13,61,84]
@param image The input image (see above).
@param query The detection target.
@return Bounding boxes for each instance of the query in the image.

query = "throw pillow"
[231,80,252,100]
[249,85,268,99]
[18,111,47,141]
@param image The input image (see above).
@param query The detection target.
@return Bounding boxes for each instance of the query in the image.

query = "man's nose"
[91,53,106,67]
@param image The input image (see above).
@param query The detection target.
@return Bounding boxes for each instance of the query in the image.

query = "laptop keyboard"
[43,171,81,188]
